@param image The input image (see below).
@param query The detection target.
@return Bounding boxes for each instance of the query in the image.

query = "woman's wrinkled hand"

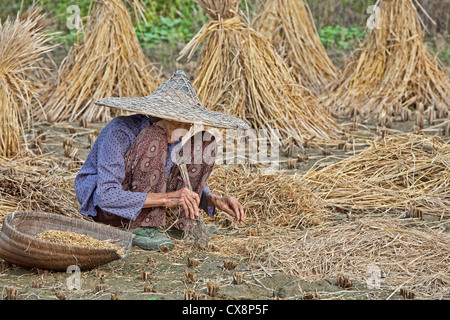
[208,195,244,224]
[165,187,200,220]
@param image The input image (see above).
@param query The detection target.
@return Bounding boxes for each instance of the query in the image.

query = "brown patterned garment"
[94,124,216,230]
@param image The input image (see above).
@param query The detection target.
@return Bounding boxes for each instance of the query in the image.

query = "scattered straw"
[0,153,83,225]
[258,217,450,299]
[298,133,450,217]
[208,165,329,230]
[35,229,125,255]
[252,0,338,95]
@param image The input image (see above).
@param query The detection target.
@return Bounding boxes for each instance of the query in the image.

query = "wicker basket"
[0,211,134,271]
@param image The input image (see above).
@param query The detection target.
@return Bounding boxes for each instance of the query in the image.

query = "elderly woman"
[74,71,248,250]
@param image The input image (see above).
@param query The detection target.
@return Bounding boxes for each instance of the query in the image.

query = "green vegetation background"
[1,0,449,70]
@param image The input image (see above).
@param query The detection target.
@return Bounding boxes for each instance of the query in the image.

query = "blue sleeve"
[94,128,147,220]
[200,185,216,218]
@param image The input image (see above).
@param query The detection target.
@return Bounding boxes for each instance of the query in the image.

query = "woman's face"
[167,121,192,143]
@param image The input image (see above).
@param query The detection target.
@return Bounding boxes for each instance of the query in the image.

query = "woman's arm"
[95,128,148,220]
[142,193,167,208]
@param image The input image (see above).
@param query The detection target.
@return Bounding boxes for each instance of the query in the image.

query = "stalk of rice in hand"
[178,163,210,249]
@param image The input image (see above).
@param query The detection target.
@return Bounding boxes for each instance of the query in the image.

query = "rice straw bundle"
[298,133,450,217]
[178,0,343,146]
[0,11,54,157]
[18,3,57,89]
[0,154,82,225]
[252,0,338,95]
[207,165,329,230]
[321,0,450,126]
[19,3,54,33]
[35,229,125,255]
[258,217,450,299]
[37,0,159,123]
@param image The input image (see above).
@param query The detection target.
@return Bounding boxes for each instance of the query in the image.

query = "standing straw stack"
[18,4,57,90]
[37,0,159,123]
[252,0,338,95]
[321,0,450,126]
[179,0,342,146]
[0,10,54,158]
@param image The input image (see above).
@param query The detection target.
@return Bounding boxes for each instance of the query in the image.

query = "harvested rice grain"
[35,229,125,255]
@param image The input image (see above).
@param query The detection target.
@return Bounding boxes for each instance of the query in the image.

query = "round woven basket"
[0,211,134,271]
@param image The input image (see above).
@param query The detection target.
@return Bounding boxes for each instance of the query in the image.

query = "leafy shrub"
[319,25,364,50]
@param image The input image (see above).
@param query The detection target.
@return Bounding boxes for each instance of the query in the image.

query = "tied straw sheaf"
[252,0,338,95]
[321,0,450,127]
[18,4,56,91]
[178,0,343,147]
[36,0,159,123]
[0,8,54,158]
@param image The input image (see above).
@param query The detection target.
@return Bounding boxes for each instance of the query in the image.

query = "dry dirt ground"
[0,118,448,301]
[0,242,404,301]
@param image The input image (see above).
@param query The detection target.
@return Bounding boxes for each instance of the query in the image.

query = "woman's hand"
[143,189,244,223]
[165,188,200,220]
[143,188,200,220]
[207,194,244,223]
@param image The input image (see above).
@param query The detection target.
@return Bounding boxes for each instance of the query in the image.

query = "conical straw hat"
[94,70,250,130]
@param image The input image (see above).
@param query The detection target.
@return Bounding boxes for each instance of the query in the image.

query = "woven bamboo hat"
[95,70,250,130]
